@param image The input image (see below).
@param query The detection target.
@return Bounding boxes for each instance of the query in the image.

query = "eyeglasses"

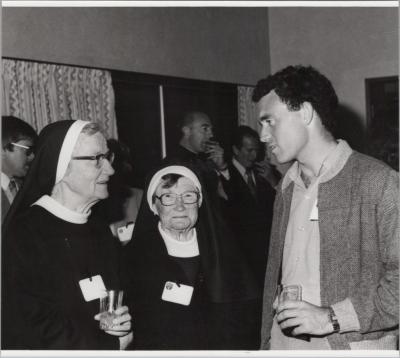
[71,151,113,168]
[155,191,199,206]
[10,142,35,156]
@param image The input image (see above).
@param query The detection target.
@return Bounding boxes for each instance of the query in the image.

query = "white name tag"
[161,281,193,306]
[309,199,319,221]
[79,275,107,302]
[117,222,135,243]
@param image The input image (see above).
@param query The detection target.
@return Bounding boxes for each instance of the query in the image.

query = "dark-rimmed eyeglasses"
[155,191,199,206]
[10,142,35,156]
[71,151,113,168]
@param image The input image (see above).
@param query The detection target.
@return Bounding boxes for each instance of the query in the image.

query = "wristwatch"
[328,306,340,333]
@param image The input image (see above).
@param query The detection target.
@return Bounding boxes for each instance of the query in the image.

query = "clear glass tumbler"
[99,289,124,330]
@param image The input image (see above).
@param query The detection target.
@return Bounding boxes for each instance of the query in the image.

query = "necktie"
[246,168,257,198]
[8,179,18,203]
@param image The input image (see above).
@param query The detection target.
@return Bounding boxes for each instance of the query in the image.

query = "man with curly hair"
[252,65,398,350]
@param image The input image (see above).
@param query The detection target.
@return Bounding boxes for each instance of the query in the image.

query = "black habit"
[125,163,260,350]
[2,120,122,349]
[4,206,121,349]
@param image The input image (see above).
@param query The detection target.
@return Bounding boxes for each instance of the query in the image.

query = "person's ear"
[301,102,315,126]
[2,144,11,158]
[2,143,12,152]
[182,125,191,137]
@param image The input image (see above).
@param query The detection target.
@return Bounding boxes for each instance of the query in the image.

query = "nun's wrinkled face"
[154,177,200,234]
[63,132,114,204]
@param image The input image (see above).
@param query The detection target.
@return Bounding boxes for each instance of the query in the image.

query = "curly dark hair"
[252,65,339,134]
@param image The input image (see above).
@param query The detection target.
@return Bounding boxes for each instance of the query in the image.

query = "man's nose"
[260,124,271,143]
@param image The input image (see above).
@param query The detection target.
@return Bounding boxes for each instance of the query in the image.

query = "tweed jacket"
[261,151,399,349]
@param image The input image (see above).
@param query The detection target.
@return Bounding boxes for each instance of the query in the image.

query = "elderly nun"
[2,120,132,350]
[123,165,259,350]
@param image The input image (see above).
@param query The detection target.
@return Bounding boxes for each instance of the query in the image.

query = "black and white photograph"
[1,1,398,356]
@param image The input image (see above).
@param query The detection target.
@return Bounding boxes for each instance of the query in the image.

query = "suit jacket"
[1,188,11,223]
[221,163,275,288]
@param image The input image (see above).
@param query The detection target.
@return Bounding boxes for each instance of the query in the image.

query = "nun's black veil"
[3,120,76,238]
[129,162,259,303]
[2,120,79,348]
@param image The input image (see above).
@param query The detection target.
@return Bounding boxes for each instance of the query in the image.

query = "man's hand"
[205,141,227,171]
[254,161,281,188]
[254,160,273,179]
[276,300,333,336]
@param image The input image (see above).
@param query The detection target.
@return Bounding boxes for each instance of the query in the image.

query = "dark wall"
[3,7,270,85]
[112,71,237,188]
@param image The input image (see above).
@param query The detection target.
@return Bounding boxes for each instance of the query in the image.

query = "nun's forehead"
[72,131,106,154]
[155,175,196,192]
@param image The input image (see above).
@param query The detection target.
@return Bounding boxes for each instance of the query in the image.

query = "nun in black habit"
[122,165,260,350]
[2,120,132,350]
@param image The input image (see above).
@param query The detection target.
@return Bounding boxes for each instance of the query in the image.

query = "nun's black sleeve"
[3,210,120,350]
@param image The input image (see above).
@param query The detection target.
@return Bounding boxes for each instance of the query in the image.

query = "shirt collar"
[32,195,90,224]
[282,161,302,190]
[1,172,10,192]
[281,140,353,191]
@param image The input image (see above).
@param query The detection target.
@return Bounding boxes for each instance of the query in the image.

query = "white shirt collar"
[32,195,90,224]
[158,222,199,258]
[1,172,11,192]
[281,139,353,191]
[232,157,256,183]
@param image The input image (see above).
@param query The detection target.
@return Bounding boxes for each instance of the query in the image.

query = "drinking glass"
[277,284,309,341]
[99,289,124,330]
[277,284,302,304]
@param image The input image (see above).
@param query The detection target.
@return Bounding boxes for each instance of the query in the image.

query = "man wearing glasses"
[2,116,37,222]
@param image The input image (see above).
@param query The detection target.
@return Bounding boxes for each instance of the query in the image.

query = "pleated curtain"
[237,85,260,132]
[2,58,118,138]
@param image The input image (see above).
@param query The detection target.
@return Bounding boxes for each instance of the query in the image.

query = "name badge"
[117,222,135,243]
[161,281,193,306]
[309,199,319,221]
[79,275,107,302]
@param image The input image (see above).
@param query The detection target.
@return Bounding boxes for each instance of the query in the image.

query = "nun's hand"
[119,331,133,350]
[94,305,132,336]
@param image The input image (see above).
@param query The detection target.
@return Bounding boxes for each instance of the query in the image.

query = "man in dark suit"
[1,116,37,223]
[218,125,279,348]
[164,111,228,201]
[221,125,279,289]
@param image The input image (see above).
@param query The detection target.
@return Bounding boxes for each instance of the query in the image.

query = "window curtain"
[237,85,260,132]
[2,59,118,138]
